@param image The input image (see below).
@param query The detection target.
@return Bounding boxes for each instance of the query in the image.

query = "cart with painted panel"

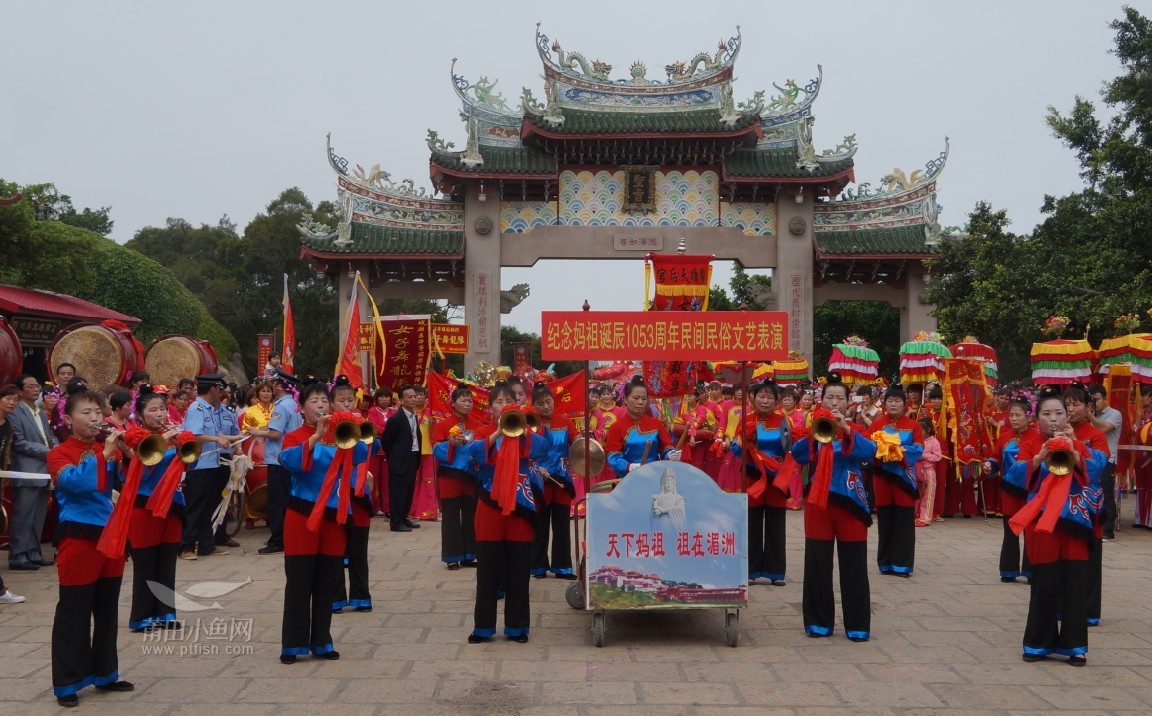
[565,459,747,647]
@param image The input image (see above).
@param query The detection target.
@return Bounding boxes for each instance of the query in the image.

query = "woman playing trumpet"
[791,374,878,641]
[1007,387,1105,666]
[529,383,578,580]
[465,383,550,644]
[123,387,198,631]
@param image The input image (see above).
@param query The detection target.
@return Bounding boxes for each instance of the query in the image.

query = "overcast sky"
[1,1,1131,335]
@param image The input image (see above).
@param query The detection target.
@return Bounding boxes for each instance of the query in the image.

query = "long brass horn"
[137,434,169,467]
[1047,447,1075,476]
[333,419,361,450]
[499,409,526,438]
[525,411,542,432]
[359,421,377,444]
[178,440,202,465]
[812,416,838,444]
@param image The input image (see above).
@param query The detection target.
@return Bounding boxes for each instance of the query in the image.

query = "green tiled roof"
[725,148,854,178]
[432,145,557,174]
[534,108,761,135]
[301,222,464,255]
[814,225,934,255]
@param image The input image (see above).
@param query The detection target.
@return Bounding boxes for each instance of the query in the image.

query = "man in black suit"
[380,385,422,533]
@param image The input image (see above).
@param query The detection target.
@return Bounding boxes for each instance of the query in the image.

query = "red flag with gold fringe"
[643,253,713,397]
[426,371,490,422]
[943,358,993,465]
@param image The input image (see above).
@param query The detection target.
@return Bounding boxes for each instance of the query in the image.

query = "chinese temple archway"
[299,27,947,371]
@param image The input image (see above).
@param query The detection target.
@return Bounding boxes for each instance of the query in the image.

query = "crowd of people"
[0,357,1144,706]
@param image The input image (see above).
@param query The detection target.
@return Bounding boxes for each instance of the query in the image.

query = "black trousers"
[389,456,419,528]
[1025,559,1089,655]
[875,504,917,575]
[531,501,573,575]
[53,569,122,697]
[439,477,477,563]
[1087,537,1102,624]
[1100,463,1117,535]
[999,518,1030,579]
[181,466,227,554]
[748,505,787,580]
[803,538,870,638]
[265,464,291,550]
[333,523,372,609]
[474,540,532,637]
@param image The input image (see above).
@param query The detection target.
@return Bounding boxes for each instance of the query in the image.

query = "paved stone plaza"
[2,498,1151,715]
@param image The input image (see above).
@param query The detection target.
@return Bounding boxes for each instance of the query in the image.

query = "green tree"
[813,300,901,379]
[0,181,238,358]
[17,182,113,235]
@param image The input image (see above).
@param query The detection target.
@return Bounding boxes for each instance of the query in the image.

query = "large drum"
[145,334,219,388]
[0,316,22,385]
[48,320,145,390]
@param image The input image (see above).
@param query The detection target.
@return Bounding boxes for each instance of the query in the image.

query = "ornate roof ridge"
[824,137,949,207]
[327,133,446,200]
[759,65,823,122]
[451,58,522,121]
[534,22,741,89]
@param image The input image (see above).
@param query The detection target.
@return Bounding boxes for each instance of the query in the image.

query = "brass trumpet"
[333,419,361,450]
[525,411,542,432]
[137,434,170,467]
[499,408,527,438]
[359,421,377,445]
[1047,447,1075,476]
[812,416,839,444]
[178,440,202,465]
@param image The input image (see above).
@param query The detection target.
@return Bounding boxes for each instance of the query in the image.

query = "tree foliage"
[813,300,901,379]
[0,180,238,358]
[927,6,1152,381]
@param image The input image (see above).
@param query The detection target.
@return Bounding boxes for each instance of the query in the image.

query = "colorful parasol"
[829,338,880,385]
[949,338,999,387]
[899,332,952,383]
[772,353,809,385]
[1098,333,1152,384]
[1030,338,1095,385]
[750,362,774,382]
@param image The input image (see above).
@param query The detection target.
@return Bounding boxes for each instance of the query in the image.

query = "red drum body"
[0,316,22,385]
[49,320,145,390]
[145,335,219,388]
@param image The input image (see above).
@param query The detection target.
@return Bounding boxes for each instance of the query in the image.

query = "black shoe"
[507,634,529,644]
[280,655,297,665]
[848,636,868,643]
[57,695,79,707]
[447,562,461,570]
[898,573,911,579]
[771,579,787,586]
[331,607,343,614]
[1068,655,1086,667]
[460,560,477,568]
[467,634,492,644]
[557,573,578,581]
[95,680,134,692]
[404,519,421,529]
[215,539,240,548]
[163,620,183,630]
[533,573,547,580]
[34,558,55,567]
[258,545,284,555]
[355,606,372,612]
[1001,576,1017,583]
[9,562,38,571]
[391,525,412,532]
[1022,653,1046,663]
[316,650,340,660]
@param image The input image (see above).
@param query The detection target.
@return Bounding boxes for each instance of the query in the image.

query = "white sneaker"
[0,589,26,604]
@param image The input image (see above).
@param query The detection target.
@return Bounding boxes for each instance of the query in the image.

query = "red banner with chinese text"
[256,335,274,374]
[540,311,789,362]
[512,344,530,376]
[374,316,431,390]
[431,324,469,355]
[644,253,714,397]
[943,358,993,465]
[426,371,491,422]
[548,372,586,426]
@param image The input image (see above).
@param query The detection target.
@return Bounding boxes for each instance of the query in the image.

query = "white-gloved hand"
[667,450,683,462]
[628,462,641,473]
